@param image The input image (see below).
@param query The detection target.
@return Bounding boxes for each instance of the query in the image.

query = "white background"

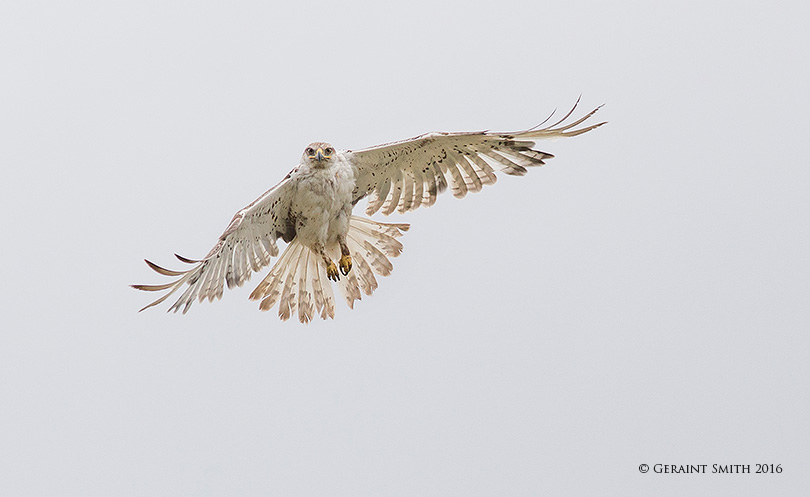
[2,0,808,495]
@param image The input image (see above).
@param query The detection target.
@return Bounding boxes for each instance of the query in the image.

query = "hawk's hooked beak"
[309,147,331,162]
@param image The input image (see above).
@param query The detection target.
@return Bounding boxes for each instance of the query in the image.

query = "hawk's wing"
[132,168,299,313]
[348,100,605,215]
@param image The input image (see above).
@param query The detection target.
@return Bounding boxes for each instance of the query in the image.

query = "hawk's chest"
[292,162,354,218]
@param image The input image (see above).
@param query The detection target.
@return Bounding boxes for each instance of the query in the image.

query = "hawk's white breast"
[289,154,356,248]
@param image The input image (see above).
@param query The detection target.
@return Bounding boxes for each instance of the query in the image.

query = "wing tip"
[175,253,201,264]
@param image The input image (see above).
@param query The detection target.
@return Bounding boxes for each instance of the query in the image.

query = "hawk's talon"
[326,261,340,281]
[339,254,352,276]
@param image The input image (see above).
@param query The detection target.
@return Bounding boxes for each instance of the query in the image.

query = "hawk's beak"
[315,148,325,162]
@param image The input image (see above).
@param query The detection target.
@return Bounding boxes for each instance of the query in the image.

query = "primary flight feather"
[133,99,605,322]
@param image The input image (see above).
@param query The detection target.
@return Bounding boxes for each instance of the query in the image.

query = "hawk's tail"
[248,216,410,322]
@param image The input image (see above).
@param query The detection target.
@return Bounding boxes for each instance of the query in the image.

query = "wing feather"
[397,172,414,213]
[382,168,403,216]
[465,153,497,186]
[421,166,438,207]
[411,169,424,210]
[484,151,528,176]
[443,158,467,198]
[452,150,482,193]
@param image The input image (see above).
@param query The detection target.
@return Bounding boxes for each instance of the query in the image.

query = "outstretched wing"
[348,99,605,215]
[132,169,299,313]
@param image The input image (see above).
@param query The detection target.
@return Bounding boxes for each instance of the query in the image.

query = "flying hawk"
[133,100,605,322]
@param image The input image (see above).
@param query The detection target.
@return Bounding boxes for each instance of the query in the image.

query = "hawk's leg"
[314,243,340,282]
[338,236,352,276]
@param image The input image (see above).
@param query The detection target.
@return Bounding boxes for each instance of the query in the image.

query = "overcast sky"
[2,0,809,495]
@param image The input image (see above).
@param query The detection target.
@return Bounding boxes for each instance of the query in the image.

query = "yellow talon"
[326,261,340,281]
[339,254,352,276]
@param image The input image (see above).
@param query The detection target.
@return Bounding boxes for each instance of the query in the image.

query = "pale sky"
[2,0,809,495]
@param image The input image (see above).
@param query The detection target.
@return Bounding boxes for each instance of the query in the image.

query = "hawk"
[133,100,605,322]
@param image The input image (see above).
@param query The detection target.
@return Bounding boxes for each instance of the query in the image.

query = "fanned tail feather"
[248,216,409,322]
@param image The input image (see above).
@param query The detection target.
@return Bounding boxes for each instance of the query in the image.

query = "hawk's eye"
[305,147,315,156]
[324,147,333,155]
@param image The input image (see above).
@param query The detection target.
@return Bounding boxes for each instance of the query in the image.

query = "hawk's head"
[303,142,335,168]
